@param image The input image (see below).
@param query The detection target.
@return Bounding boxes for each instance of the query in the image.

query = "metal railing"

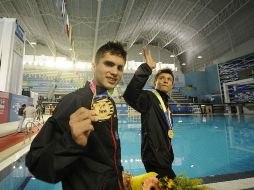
[23,119,44,144]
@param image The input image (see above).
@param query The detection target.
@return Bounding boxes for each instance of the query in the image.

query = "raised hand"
[143,46,156,70]
[69,107,98,146]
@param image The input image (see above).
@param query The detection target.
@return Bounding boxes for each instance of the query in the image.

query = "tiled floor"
[0,117,254,190]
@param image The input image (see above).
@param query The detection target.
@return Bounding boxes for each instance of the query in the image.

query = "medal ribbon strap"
[89,80,96,95]
[89,80,109,102]
[89,80,112,98]
[90,81,108,109]
[152,90,173,130]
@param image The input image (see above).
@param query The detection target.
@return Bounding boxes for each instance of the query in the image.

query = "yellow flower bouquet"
[158,174,212,190]
[123,172,213,190]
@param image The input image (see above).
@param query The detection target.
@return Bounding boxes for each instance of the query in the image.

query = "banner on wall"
[0,18,24,95]
[15,22,25,44]
[8,94,33,122]
[0,91,9,124]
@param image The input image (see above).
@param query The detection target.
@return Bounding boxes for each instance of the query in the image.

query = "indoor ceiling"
[0,0,254,73]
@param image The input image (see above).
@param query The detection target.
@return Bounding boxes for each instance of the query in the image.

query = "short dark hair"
[95,41,127,64]
[154,68,174,84]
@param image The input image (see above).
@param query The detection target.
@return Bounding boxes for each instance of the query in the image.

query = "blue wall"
[206,64,220,94]
[181,64,221,103]
[184,71,207,98]
[181,52,254,103]
[206,64,221,103]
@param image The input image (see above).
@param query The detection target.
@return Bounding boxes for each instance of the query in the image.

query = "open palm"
[143,46,156,69]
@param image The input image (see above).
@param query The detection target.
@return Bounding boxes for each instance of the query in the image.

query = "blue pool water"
[1,115,254,189]
[120,115,254,178]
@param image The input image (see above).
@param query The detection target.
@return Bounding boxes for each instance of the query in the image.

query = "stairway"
[212,104,225,114]
[170,89,191,103]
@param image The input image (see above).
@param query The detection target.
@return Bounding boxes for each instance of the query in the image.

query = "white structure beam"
[92,0,103,62]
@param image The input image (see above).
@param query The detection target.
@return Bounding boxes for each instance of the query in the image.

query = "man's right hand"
[143,46,156,70]
[69,107,98,146]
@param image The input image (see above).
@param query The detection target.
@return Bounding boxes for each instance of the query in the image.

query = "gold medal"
[168,130,174,139]
[91,97,114,120]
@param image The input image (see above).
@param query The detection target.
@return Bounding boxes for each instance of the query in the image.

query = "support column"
[223,83,231,114]
[0,18,25,95]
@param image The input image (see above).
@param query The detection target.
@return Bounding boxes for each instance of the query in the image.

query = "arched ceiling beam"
[146,0,175,44]
[162,0,212,48]
[92,0,103,62]
[176,0,250,56]
[115,0,135,41]
[127,0,157,49]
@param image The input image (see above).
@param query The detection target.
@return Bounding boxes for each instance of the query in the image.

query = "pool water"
[120,115,254,178]
[2,115,254,190]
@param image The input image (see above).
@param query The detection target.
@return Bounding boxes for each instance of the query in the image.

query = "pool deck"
[203,171,254,190]
[0,118,254,190]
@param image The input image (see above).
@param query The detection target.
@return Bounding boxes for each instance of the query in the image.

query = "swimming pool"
[1,115,254,189]
[120,115,254,178]
[0,155,30,190]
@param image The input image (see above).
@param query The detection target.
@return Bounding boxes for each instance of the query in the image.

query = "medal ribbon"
[89,80,96,95]
[89,80,113,98]
[89,80,109,100]
[152,90,173,133]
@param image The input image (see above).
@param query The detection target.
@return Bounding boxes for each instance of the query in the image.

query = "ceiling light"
[181,63,186,66]
[30,42,37,45]
[170,55,175,58]
[197,55,202,59]
[139,52,142,55]
[69,48,72,51]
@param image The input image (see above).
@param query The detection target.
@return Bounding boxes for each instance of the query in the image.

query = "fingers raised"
[142,46,156,69]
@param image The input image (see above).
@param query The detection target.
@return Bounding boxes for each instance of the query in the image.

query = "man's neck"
[156,89,168,96]
[156,89,169,108]
[90,80,113,95]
